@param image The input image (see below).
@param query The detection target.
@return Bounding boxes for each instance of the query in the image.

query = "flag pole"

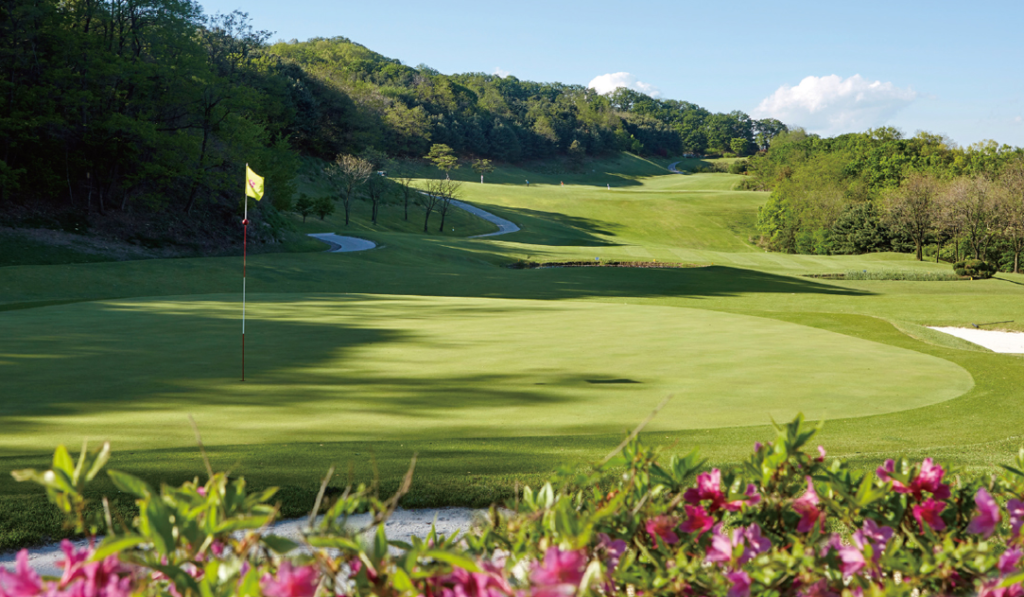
[242,174,249,382]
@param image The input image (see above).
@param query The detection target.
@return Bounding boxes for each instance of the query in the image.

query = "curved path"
[451,199,520,238]
[306,200,518,252]
[667,161,684,174]
[306,232,377,253]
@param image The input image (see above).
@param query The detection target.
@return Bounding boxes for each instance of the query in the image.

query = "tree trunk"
[423,209,431,232]
[344,199,350,225]
[438,207,446,232]
[1015,249,1021,274]
[915,239,922,261]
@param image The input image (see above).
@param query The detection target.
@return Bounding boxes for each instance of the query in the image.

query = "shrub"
[954,258,996,279]
[727,160,748,174]
[11,415,1024,597]
[312,196,335,220]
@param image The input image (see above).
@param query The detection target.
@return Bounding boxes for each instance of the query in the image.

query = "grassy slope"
[3,152,1024,549]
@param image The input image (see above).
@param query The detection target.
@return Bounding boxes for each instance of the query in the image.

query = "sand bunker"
[929,327,1024,354]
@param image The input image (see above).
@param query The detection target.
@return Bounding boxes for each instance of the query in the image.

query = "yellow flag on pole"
[245,164,264,201]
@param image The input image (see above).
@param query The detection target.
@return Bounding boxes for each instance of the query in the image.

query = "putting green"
[0,293,972,455]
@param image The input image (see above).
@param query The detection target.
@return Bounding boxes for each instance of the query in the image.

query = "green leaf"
[423,550,481,572]
[52,445,74,478]
[307,535,362,552]
[143,499,176,554]
[108,470,152,498]
[392,568,414,592]
[91,535,148,561]
[85,442,111,482]
[260,535,299,554]
[150,563,200,596]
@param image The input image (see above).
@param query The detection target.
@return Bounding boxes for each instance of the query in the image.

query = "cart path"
[306,200,518,252]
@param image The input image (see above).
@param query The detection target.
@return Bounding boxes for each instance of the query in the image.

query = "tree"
[360,148,388,225]
[945,176,996,260]
[294,194,315,222]
[391,163,418,221]
[997,159,1024,273]
[424,144,458,177]
[882,173,942,261]
[421,179,444,232]
[312,196,335,220]
[568,140,585,171]
[730,138,750,157]
[471,159,494,183]
[434,179,462,233]
[326,154,373,226]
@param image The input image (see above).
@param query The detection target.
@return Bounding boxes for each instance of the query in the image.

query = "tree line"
[751,128,1024,270]
[0,0,792,227]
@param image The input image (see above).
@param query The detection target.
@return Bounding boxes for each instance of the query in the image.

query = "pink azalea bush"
[8,415,1024,596]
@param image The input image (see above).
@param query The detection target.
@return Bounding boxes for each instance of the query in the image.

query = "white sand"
[929,327,1024,353]
[0,508,480,577]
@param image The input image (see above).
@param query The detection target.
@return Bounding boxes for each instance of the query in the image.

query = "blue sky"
[198,0,1024,147]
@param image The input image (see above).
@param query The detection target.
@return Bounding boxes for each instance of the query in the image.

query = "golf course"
[3,153,1023,548]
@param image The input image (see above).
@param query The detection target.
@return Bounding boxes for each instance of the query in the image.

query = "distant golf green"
[0,293,972,454]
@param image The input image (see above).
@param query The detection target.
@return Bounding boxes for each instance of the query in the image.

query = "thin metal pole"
[242,195,248,382]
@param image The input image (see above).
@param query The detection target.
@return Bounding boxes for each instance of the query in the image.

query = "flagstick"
[242,194,248,382]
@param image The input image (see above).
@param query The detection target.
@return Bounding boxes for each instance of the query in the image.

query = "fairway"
[4,153,1024,550]
[1,293,972,454]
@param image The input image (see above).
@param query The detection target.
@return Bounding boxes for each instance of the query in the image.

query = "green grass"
[3,151,1024,550]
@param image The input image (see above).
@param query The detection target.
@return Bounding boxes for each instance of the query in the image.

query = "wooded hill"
[0,0,785,226]
[747,128,1024,270]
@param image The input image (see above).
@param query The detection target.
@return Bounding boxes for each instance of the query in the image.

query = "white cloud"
[1015,116,1022,124]
[752,74,917,135]
[493,67,510,78]
[588,72,661,97]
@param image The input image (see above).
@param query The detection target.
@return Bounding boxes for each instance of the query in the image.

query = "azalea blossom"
[0,550,42,597]
[793,477,824,533]
[1000,547,1023,574]
[644,515,680,547]
[684,469,728,511]
[912,498,947,532]
[596,533,627,574]
[1009,499,1024,538]
[705,523,771,567]
[260,561,319,597]
[968,487,1002,538]
[429,562,513,597]
[530,546,587,596]
[678,505,715,535]
[724,570,752,597]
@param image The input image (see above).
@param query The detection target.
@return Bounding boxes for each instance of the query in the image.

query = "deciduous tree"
[326,154,373,226]
[882,173,942,261]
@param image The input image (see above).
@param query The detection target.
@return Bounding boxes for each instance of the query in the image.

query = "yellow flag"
[245,164,264,201]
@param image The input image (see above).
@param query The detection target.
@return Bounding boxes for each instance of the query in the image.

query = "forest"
[748,128,1024,271]
[0,0,782,226]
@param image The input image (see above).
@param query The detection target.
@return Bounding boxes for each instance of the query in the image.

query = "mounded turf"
[3,152,1024,549]
[0,293,972,455]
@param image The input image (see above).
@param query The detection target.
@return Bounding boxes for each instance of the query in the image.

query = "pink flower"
[530,547,586,592]
[1009,499,1024,537]
[835,542,866,577]
[913,458,951,500]
[644,515,680,547]
[1001,547,1023,574]
[705,524,771,567]
[0,550,42,597]
[431,562,512,597]
[978,579,1024,597]
[793,477,824,533]
[968,487,1002,538]
[743,484,761,506]
[796,579,839,597]
[596,534,626,574]
[684,469,729,512]
[678,505,715,535]
[912,498,947,532]
[816,446,827,461]
[260,561,319,597]
[754,442,763,453]
[724,570,751,597]
[705,525,735,565]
